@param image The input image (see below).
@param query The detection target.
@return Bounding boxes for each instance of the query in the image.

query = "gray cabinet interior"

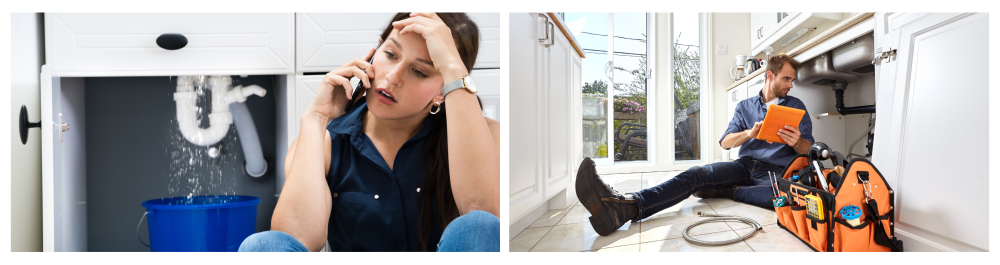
[82,75,277,251]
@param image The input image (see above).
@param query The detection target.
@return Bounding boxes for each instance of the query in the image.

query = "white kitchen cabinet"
[750,12,842,56]
[44,13,295,77]
[508,12,543,226]
[725,82,743,160]
[871,12,988,252]
[509,13,583,227]
[296,13,397,74]
[40,13,295,252]
[39,71,292,252]
[751,12,795,52]
[296,13,502,74]
[467,13,504,69]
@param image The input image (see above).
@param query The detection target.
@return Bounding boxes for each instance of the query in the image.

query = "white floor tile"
[737,224,814,252]
[529,221,642,252]
[556,205,592,225]
[639,230,755,252]
[510,226,552,252]
[527,208,572,228]
[703,198,779,226]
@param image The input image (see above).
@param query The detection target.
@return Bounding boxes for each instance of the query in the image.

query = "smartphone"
[345,41,382,113]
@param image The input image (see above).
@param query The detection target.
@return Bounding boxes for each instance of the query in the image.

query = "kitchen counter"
[546,12,585,58]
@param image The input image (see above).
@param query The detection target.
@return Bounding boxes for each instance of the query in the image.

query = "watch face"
[464,76,478,93]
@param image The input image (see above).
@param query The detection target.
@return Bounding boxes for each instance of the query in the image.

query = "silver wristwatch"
[441,75,478,98]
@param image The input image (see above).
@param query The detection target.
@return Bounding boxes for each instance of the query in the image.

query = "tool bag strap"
[865,199,904,252]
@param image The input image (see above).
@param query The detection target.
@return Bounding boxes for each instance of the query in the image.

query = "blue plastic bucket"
[141,195,260,252]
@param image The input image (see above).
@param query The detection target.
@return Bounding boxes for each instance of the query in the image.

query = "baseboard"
[895,227,987,252]
[509,202,548,241]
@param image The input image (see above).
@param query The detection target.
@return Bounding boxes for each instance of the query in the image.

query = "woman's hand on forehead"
[392,12,469,83]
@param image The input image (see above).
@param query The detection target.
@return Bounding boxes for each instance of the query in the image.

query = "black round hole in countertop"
[156,33,188,50]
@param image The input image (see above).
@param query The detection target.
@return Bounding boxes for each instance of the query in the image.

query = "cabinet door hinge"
[873,47,898,65]
[57,113,69,142]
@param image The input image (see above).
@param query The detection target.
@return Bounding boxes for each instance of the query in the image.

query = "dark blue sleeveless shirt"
[324,98,441,251]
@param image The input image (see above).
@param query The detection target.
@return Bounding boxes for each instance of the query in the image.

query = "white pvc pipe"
[175,76,268,178]
[174,76,267,147]
[230,101,267,177]
[174,76,232,146]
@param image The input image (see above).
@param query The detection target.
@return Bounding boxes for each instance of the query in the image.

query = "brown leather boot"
[575,157,639,236]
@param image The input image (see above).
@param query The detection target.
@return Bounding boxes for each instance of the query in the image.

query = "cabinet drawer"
[296,13,397,73]
[45,13,294,76]
[297,13,502,74]
[470,69,503,121]
[468,13,503,69]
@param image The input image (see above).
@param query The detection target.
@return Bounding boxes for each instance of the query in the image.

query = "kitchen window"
[569,12,651,166]
[570,13,712,172]
[672,13,708,163]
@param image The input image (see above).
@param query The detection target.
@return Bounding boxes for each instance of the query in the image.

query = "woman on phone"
[239,12,500,252]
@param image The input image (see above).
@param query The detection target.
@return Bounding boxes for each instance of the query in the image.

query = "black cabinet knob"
[19,105,41,145]
[156,33,188,50]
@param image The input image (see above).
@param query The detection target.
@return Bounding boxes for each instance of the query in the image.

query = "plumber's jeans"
[238,210,500,252]
[631,157,784,220]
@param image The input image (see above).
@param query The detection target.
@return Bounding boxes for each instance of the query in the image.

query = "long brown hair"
[378,12,480,251]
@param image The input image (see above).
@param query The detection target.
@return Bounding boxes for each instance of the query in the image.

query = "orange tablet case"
[756,104,806,144]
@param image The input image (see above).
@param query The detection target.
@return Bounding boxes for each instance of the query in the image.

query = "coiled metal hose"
[683,212,763,246]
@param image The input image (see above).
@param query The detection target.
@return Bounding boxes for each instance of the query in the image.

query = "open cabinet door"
[872,12,988,252]
[40,66,88,251]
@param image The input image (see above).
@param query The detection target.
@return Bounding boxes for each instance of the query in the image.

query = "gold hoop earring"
[429,102,441,114]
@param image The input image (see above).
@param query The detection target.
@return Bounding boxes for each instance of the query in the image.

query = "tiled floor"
[510,171,814,252]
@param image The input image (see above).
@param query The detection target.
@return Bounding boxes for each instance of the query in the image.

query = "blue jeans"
[238,210,500,252]
[632,157,783,220]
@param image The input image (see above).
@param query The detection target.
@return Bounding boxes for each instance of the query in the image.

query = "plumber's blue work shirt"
[324,98,441,251]
[720,89,815,167]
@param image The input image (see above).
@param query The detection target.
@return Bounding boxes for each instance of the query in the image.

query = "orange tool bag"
[773,145,904,252]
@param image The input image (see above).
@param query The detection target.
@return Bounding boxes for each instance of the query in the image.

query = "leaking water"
[163,76,241,205]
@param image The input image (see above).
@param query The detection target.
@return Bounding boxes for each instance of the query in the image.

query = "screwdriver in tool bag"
[769,172,786,207]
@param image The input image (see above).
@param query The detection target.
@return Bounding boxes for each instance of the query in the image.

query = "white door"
[12,13,44,252]
[545,26,572,199]
[872,12,988,252]
[508,13,544,224]
[750,13,762,49]
[40,69,89,252]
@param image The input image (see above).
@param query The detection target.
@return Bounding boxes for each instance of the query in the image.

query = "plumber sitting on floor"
[576,54,814,236]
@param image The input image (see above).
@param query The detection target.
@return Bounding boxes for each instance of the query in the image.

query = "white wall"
[710,13,751,162]
[10,12,45,252]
